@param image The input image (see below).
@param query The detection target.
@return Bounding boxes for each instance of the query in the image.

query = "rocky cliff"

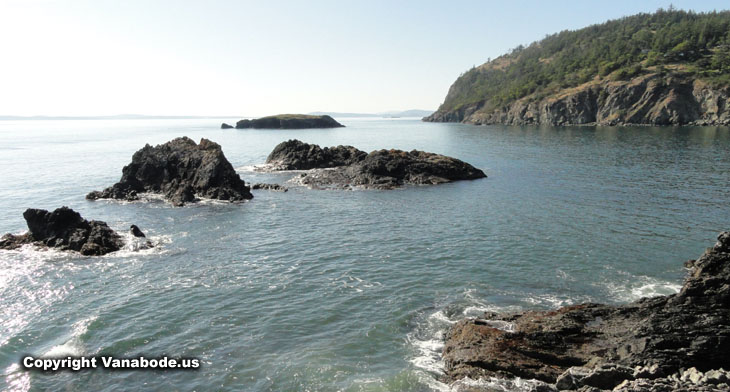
[425,73,730,126]
[442,232,730,391]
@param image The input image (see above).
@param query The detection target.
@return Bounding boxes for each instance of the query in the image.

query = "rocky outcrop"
[235,114,344,129]
[221,123,234,129]
[265,140,486,189]
[425,74,730,126]
[0,207,128,256]
[251,183,288,192]
[613,367,730,391]
[442,232,730,390]
[87,137,253,206]
[265,139,367,170]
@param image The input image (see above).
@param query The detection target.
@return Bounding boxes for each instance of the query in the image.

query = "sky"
[1,0,728,117]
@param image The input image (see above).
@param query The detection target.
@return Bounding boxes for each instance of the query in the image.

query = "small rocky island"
[443,232,730,391]
[229,114,344,129]
[0,207,148,256]
[265,139,486,189]
[87,137,253,206]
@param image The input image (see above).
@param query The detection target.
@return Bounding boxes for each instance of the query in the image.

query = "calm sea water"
[0,118,728,391]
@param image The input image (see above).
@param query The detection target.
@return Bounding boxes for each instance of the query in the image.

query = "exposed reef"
[87,137,252,206]
[235,114,344,129]
[251,183,288,192]
[442,232,730,391]
[221,123,234,129]
[265,139,486,189]
[0,207,139,256]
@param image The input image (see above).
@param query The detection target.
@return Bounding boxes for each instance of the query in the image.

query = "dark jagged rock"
[442,232,730,390]
[265,140,486,189]
[251,183,288,192]
[265,139,367,170]
[221,123,234,129]
[87,137,253,206]
[235,114,344,129]
[0,207,124,256]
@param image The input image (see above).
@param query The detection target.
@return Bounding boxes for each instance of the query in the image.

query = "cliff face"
[425,74,730,126]
[442,232,730,390]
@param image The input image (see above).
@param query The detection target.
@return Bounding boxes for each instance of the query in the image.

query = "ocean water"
[0,118,728,391]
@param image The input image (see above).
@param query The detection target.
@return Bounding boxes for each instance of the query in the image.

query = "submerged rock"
[251,183,288,192]
[0,207,125,256]
[235,114,344,129]
[87,137,253,206]
[265,139,486,189]
[442,232,730,389]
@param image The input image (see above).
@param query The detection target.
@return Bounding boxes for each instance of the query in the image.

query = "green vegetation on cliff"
[437,8,730,114]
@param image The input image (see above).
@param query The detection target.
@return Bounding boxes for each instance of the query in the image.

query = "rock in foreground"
[265,140,486,189]
[235,114,344,129]
[442,232,730,390]
[87,137,253,206]
[0,207,127,256]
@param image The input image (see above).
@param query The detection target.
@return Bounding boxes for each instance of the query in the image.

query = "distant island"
[0,114,241,121]
[308,109,434,118]
[425,9,730,126]
[224,114,344,129]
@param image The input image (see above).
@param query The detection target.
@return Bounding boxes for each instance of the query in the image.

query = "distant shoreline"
[0,115,242,121]
[0,110,434,121]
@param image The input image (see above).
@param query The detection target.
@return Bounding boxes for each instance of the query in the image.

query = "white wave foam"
[408,309,455,376]
[630,282,682,299]
[409,336,445,374]
[104,231,171,258]
[450,376,553,392]
[523,294,575,308]
[0,231,170,260]
[604,276,682,302]
[42,316,96,358]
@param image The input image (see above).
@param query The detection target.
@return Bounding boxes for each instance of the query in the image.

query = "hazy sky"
[1,0,727,116]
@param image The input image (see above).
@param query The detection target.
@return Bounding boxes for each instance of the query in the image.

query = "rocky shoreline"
[264,139,486,189]
[442,232,730,391]
[425,74,730,126]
